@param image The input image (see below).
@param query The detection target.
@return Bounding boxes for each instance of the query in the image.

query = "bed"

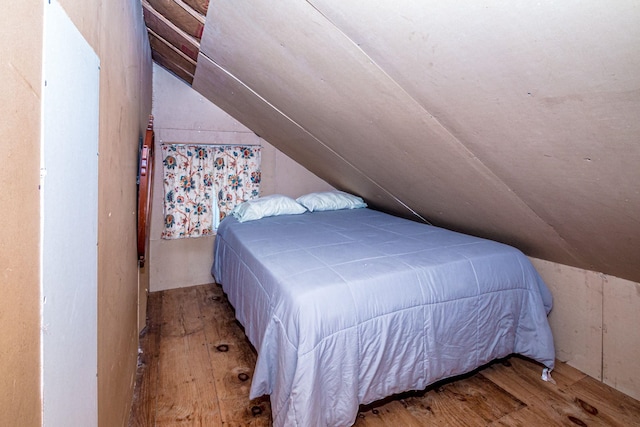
[211,198,555,427]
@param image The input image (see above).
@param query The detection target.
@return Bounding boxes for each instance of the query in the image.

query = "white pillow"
[231,194,307,223]
[296,191,367,212]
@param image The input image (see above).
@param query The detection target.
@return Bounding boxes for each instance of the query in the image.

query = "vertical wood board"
[530,258,604,380]
[602,276,640,401]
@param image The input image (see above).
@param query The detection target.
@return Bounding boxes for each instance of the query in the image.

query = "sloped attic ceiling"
[144,0,640,283]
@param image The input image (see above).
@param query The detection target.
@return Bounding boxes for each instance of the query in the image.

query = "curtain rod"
[160,142,262,147]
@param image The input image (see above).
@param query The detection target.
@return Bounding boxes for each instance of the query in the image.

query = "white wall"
[149,64,334,291]
[41,2,99,425]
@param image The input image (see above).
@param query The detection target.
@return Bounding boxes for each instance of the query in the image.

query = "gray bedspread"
[211,208,555,426]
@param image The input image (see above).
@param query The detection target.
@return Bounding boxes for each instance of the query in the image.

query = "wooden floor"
[128,284,640,426]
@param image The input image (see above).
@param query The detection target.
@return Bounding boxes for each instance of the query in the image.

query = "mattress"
[211,208,555,426]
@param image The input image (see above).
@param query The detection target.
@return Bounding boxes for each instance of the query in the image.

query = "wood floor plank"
[480,356,613,426]
[196,284,272,424]
[128,291,162,427]
[500,383,626,426]
[480,355,586,405]
[197,284,258,400]
[566,375,640,426]
[155,287,223,426]
[129,284,640,427]
[160,288,204,337]
[217,395,272,427]
[155,335,201,426]
[403,373,525,426]
[184,330,224,425]
[489,405,566,426]
[353,408,389,427]
[355,400,423,426]
[488,365,640,427]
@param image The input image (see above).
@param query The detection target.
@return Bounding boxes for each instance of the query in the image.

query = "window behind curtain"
[161,144,261,239]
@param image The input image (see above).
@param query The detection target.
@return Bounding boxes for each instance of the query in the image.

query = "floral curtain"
[161,144,261,239]
[212,145,261,222]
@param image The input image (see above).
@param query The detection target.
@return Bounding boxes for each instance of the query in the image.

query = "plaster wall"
[149,64,333,292]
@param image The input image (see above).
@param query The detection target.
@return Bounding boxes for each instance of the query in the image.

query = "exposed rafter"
[142,0,205,84]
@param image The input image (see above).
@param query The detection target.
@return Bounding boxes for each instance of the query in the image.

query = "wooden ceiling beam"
[145,0,205,39]
[143,0,200,61]
[182,0,209,17]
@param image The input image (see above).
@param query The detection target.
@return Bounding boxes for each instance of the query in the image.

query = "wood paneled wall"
[0,1,43,425]
[532,258,640,400]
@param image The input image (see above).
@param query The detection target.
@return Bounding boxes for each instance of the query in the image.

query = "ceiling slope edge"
[193,53,429,222]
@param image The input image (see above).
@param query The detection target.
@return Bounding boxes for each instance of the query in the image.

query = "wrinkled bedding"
[211,208,555,427]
